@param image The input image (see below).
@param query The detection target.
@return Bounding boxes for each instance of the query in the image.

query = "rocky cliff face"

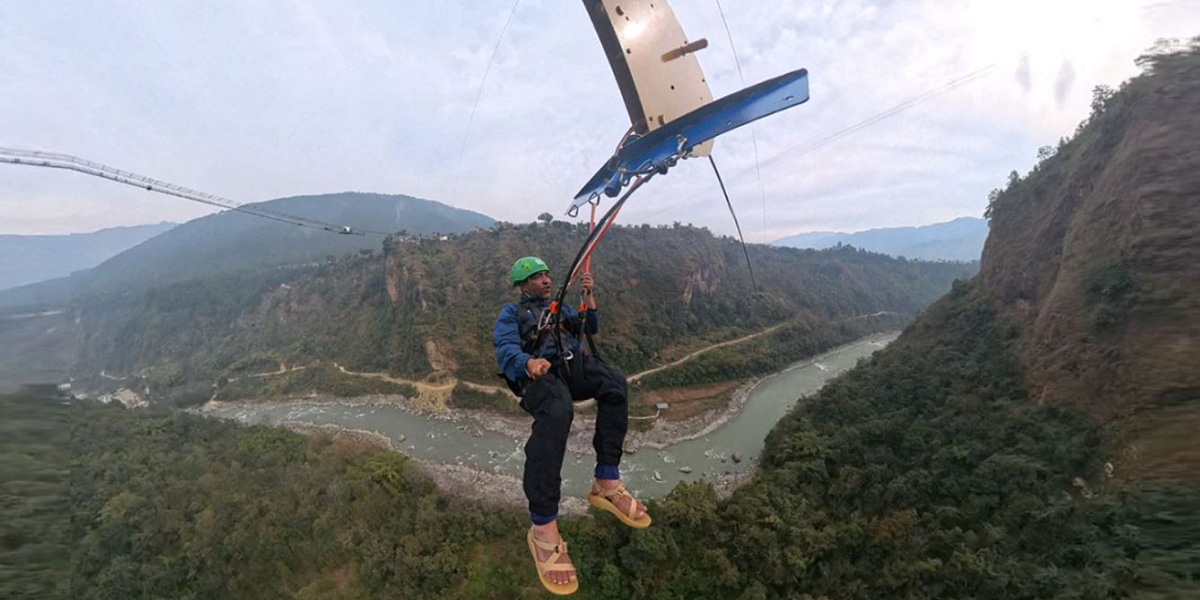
[381,223,974,382]
[980,46,1200,479]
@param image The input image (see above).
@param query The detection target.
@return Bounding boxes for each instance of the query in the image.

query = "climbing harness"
[504,296,594,397]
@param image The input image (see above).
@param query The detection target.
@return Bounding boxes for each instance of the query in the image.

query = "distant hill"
[80,192,495,293]
[0,222,175,291]
[0,192,495,310]
[773,216,988,261]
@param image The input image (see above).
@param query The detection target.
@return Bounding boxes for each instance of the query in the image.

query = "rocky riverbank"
[199,373,763,454]
[445,378,762,455]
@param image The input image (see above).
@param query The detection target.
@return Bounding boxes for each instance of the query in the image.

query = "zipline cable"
[708,155,756,288]
[713,0,768,230]
[451,0,522,204]
[0,147,389,236]
[757,63,999,172]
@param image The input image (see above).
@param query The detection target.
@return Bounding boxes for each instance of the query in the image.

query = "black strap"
[576,307,601,360]
[585,329,601,360]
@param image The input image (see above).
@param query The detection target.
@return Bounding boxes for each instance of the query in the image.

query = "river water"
[208,332,896,499]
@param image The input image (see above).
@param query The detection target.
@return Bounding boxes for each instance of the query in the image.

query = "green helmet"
[509,256,550,287]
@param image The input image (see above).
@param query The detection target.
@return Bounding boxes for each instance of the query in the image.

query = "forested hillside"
[64,400,502,600]
[1,386,70,599]
[71,222,974,404]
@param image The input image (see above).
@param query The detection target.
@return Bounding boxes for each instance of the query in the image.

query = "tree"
[537,212,554,226]
[984,188,1002,220]
[1090,85,1115,116]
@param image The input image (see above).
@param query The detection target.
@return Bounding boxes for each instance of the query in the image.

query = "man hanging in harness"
[494,256,649,594]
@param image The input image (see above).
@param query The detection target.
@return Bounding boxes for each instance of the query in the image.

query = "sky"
[1,0,1197,241]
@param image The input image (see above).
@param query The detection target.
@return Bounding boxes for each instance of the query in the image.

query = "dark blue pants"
[519,356,628,520]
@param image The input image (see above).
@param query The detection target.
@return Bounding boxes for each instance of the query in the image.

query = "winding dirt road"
[627,323,786,383]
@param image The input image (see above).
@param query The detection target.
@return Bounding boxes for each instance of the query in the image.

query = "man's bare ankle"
[531,521,559,539]
[595,478,619,490]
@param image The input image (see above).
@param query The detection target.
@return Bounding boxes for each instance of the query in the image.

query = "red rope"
[570,196,628,283]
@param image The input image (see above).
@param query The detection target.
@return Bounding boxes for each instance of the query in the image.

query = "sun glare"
[971,0,1141,63]
[964,0,1145,128]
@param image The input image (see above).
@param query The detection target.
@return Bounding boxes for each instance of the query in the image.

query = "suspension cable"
[451,0,522,204]
[709,155,756,288]
[0,147,389,236]
[713,0,768,230]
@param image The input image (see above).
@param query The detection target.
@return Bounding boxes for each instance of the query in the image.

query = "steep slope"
[980,46,1200,480]
[774,216,988,261]
[0,222,175,291]
[71,223,974,404]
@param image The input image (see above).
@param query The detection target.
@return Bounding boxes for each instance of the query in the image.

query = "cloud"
[1,0,1197,237]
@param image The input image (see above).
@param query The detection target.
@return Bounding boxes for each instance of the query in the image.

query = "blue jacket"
[494,294,599,382]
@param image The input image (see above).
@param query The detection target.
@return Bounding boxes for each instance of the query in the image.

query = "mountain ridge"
[0,192,496,312]
[774,216,988,262]
[0,222,176,291]
[80,191,496,293]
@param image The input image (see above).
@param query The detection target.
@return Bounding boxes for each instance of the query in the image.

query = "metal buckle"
[537,309,551,331]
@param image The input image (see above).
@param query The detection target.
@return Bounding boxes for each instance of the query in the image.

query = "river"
[207,332,896,500]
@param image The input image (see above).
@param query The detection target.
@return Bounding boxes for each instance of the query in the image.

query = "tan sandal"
[526,528,579,596]
[588,483,652,529]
